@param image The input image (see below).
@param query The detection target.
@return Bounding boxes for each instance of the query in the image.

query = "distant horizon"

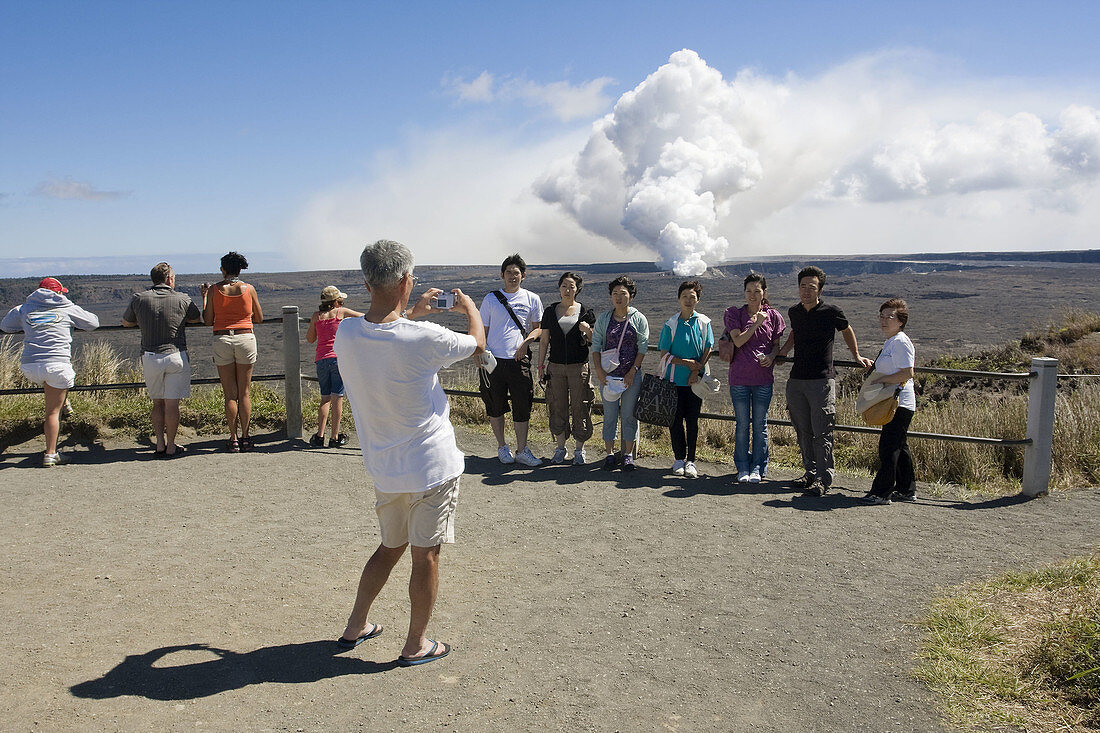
[3,248,1098,279]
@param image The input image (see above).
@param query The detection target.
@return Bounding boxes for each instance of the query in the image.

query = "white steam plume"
[537,49,762,276]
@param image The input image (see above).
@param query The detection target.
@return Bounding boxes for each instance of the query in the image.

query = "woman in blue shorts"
[306,286,363,447]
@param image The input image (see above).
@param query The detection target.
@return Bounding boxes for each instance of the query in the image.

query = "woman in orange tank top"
[201,251,264,452]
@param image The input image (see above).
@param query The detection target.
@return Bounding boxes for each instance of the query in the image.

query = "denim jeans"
[730,384,774,474]
[602,372,644,444]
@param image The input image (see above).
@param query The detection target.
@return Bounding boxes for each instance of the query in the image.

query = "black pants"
[871,406,916,497]
[670,385,703,462]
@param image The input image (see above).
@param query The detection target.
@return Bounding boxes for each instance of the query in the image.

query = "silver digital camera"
[431,292,455,310]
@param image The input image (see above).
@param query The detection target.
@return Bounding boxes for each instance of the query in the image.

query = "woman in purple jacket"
[723,274,785,483]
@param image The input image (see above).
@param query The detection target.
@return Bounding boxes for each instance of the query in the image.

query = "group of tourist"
[475,256,916,505]
[2,239,919,667]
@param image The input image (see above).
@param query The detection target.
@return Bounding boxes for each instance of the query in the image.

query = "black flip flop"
[335,623,383,651]
[398,640,451,667]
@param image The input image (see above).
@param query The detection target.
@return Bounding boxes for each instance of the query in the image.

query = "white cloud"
[33,177,129,201]
[822,105,1100,203]
[292,51,1100,273]
[288,127,641,271]
[536,49,1100,270]
[444,71,615,122]
[452,70,494,103]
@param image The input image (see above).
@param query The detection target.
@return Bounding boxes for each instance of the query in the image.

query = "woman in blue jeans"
[723,274,785,483]
[590,276,649,472]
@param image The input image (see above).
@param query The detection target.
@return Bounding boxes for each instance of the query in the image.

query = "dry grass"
[0,343,289,448]
[916,553,1100,731]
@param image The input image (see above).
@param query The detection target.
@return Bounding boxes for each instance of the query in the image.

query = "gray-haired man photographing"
[333,239,485,666]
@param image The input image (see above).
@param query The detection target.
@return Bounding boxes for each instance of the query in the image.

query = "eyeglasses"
[407,273,420,286]
[878,313,898,321]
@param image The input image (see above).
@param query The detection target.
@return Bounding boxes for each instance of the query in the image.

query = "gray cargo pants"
[785,377,836,487]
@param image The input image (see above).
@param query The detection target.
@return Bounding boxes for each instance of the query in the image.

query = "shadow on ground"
[70,641,398,701]
[1,430,300,468]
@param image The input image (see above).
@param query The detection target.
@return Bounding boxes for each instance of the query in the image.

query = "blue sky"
[3,1,1099,273]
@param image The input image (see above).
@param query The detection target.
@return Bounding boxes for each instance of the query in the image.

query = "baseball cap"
[691,372,722,399]
[39,277,68,293]
[602,377,628,402]
[320,285,347,302]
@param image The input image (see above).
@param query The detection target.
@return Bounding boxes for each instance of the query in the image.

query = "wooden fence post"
[1021,357,1058,497]
[282,306,303,441]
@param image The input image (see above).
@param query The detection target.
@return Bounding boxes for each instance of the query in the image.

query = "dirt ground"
[1,425,1098,733]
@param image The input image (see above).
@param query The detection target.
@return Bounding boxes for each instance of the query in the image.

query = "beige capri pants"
[545,361,595,442]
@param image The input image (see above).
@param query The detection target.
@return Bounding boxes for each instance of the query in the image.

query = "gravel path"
[2,427,1097,732]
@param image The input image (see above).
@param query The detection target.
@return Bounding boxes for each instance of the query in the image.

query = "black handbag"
[634,354,678,428]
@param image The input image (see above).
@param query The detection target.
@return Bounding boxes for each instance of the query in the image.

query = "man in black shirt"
[775,266,872,495]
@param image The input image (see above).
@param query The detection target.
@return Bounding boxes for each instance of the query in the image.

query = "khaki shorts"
[212,333,258,366]
[20,362,75,390]
[375,476,460,548]
[142,351,191,399]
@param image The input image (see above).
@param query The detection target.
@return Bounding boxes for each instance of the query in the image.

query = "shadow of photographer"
[70,641,398,701]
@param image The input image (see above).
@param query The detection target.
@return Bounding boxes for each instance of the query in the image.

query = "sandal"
[239,436,253,452]
[226,438,240,453]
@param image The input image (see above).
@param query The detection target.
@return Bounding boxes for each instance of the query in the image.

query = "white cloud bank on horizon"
[289,128,642,271]
[290,51,1100,273]
[33,177,130,201]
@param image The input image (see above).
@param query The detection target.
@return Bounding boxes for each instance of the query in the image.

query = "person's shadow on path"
[70,641,397,701]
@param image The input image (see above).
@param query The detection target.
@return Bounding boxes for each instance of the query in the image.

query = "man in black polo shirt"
[775,266,872,495]
[122,262,202,456]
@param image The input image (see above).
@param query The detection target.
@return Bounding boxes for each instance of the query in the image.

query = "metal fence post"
[1021,357,1058,497]
[282,306,303,441]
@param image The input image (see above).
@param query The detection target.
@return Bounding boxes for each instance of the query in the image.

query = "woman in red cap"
[1,277,99,466]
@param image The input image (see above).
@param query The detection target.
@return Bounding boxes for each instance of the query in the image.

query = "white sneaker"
[42,451,68,467]
[573,448,586,465]
[672,459,685,476]
[551,447,568,464]
[497,445,514,464]
[515,447,543,467]
[684,461,698,479]
[747,469,762,483]
[737,471,751,483]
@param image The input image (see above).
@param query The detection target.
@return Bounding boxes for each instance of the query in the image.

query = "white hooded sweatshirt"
[1,288,100,364]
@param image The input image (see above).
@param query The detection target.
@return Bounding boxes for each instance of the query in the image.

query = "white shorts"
[20,362,75,390]
[375,476,460,548]
[142,351,191,399]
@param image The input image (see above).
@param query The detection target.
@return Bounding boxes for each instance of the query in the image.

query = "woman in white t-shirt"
[862,298,917,505]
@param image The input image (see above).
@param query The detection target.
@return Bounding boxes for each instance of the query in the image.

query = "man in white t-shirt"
[479,253,544,466]
[333,239,485,667]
